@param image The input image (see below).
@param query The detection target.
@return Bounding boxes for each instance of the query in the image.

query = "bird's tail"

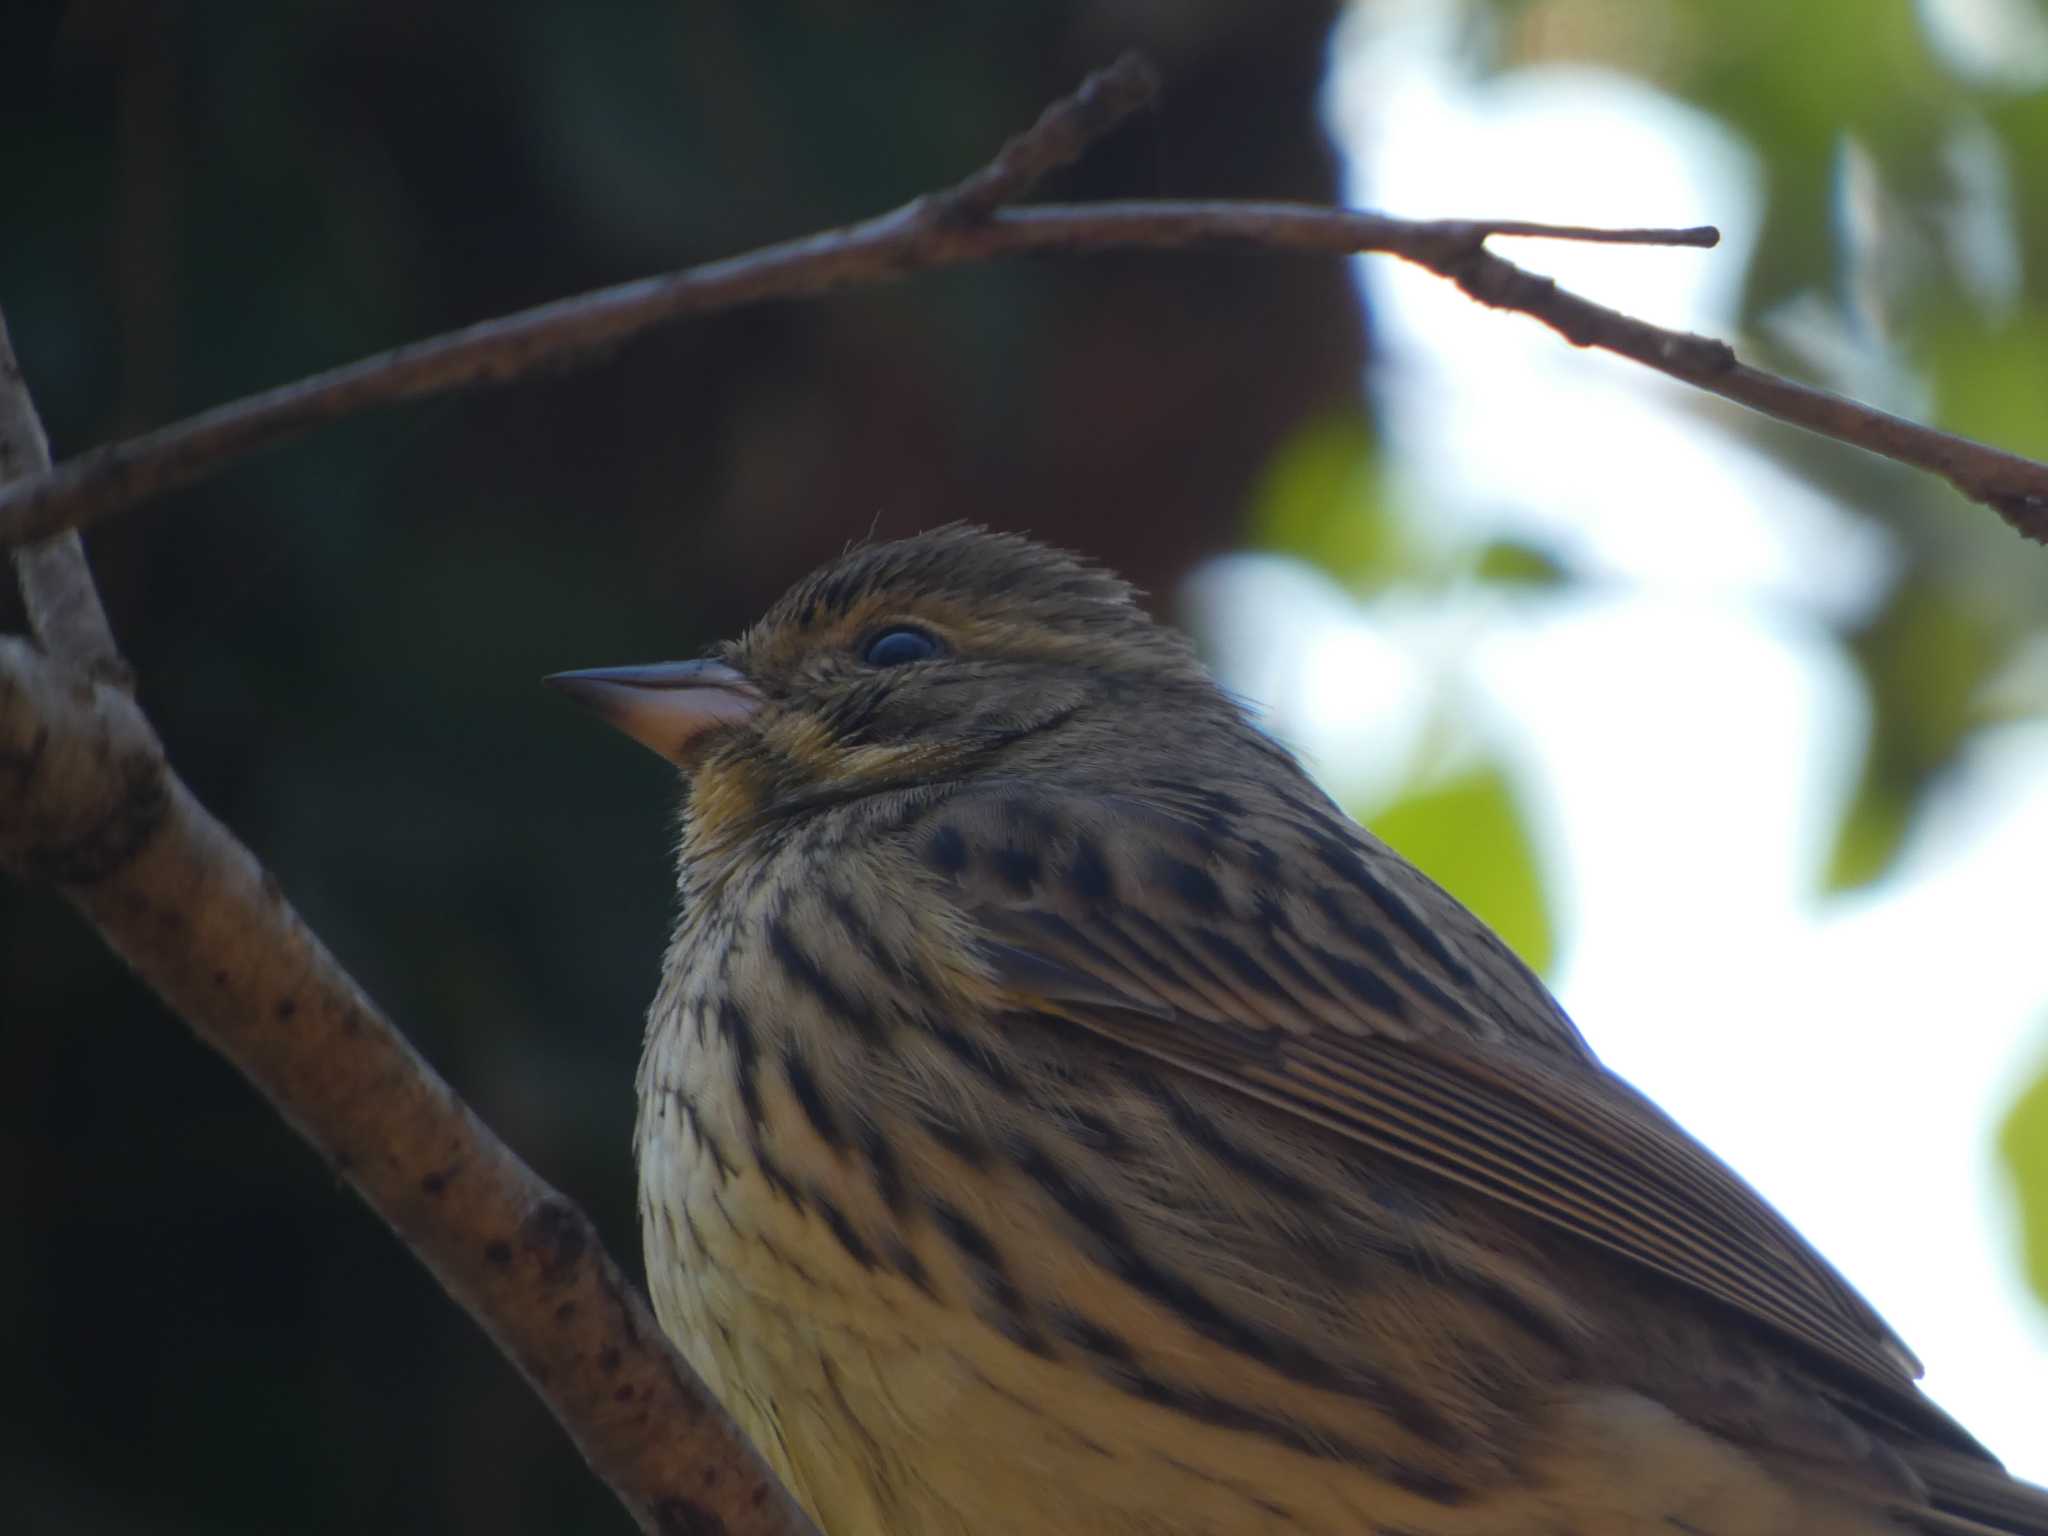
[1900,1449,2048,1536]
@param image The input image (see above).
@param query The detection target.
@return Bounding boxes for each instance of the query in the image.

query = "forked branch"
[7,55,2038,550]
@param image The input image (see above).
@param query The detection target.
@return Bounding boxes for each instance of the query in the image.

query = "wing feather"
[923,780,1959,1441]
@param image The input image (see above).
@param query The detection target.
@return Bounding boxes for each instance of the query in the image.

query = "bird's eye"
[861,626,941,667]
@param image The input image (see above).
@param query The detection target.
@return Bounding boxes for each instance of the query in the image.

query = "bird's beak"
[544,660,763,765]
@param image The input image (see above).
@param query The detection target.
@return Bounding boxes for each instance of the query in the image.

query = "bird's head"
[548,526,1238,846]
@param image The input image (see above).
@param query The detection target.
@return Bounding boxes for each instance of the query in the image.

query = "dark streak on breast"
[754,1229,818,1289]
[1010,1136,1462,1451]
[929,1198,1049,1357]
[717,999,764,1130]
[681,1206,709,1262]
[887,1239,935,1296]
[768,916,883,1042]
[812,1192,877,1270]
[1051,1306,1137,1365]
[861,1121,909,1212]
[917,1100,993,1167]
[1066,1107,1133,1158]
[782,1045,846,1153]
[672,1087,736,1180]
[927,1023,1025,1094]
[752,1146,807,1211]
[1117,1365,1468,1506]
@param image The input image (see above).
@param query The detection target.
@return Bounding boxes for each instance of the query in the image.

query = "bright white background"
[1191,0,2048,1478]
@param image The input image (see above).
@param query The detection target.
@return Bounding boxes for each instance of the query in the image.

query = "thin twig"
[1459,220,1719,245]
[1442,247,2048,538]
[5,197,1843,553]
[919,49,1161,224]
[1,314,127,679]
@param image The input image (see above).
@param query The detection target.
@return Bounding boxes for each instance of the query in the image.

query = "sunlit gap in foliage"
[1182,0,2048,1478]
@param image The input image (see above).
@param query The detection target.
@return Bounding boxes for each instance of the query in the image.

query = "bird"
[549,525,2046,1536]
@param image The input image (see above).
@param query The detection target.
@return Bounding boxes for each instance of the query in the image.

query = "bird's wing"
[1903,1449,2048,1536]
[918,779,1965,1443]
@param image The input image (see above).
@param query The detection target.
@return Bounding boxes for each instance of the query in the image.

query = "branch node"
[1660,332,1737,373]
[3,309,128,679]
[522,1195,595,1286]
[0,640,169,885]
[919,50,1159,228]
[1988,491,2048,544]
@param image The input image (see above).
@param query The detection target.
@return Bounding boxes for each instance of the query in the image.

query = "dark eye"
[862,626,941,667]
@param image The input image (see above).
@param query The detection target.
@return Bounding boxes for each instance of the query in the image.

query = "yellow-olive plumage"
[553,526,2044,1536]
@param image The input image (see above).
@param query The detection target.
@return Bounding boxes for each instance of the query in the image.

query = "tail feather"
[1902,1449,2048,1536]
[1904,1509,2038,1536]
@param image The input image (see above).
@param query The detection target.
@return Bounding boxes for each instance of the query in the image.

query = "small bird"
[551,526,2045,1536]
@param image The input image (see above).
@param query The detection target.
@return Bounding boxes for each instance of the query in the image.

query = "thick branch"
[0,635,820,1536]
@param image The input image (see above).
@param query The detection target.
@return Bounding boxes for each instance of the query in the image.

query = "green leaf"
[1247,411,1408,588]
[1826,584,2003,891]
[1927,311,2048,462]
[1367,764,1556,976]
[1998,1048,2048,1309]
[1824,778,1913,893]
[1471,537,1569,588]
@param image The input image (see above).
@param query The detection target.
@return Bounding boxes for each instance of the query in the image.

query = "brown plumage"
[552,525,2046,1536]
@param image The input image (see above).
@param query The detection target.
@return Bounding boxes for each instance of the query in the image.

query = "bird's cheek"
[834,740,957,785]
[685,756,769,843]
[761,711,854,784]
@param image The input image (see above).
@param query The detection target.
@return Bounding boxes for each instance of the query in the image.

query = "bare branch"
[0,632,820,1536]
[919,50,1160,224]
[1441,246,2048,540]
[5,194,1846,554]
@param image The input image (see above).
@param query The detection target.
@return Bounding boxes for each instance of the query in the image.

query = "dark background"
[4,4,1365,1530]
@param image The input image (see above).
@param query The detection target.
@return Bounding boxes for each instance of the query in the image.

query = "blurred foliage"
[1518,0,2048,1319]
[2000,1038,2048,1306]
[1369,764,1556,973]
[1470,536,1570,587]
[1474,0,2048,880]
[1248,409,1410,585]
[1237,0,2048,1305]
[1827,582,2006,888]
[1246,410,1562,970]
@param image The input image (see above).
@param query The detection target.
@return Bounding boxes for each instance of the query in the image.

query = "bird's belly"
[642,1126,1366,1536]
[638,1110,1897,1536]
